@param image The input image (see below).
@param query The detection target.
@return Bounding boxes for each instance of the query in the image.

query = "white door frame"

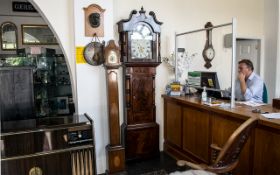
[236,36,264,79]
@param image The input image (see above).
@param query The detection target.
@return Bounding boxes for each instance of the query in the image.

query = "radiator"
[71,148,95,175]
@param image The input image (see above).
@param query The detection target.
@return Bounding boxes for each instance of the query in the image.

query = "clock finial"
[139,6,146,14]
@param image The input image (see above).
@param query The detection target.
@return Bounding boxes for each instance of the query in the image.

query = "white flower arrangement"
[163,51,197,79]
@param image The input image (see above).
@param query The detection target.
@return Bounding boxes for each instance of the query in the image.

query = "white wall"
[73,0,114,173]
[275,1,280,98]
[20,0,278,174]
[263,0,279,103]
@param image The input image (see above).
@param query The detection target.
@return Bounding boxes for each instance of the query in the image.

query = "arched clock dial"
[131,23,153,59]
[202,22,215,69]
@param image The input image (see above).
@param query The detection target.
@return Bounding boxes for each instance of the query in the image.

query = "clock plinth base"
[106,145,126,175]
[122,123,160,161]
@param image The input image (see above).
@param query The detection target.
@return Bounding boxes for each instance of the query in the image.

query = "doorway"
[236,39,261,75]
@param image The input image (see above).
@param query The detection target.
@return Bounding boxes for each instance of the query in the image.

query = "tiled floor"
[125,152,181,175]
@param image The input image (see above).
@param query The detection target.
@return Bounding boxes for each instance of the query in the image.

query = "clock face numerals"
[205,47,215,60]
[108,51,118,64]
[131,39,152,59]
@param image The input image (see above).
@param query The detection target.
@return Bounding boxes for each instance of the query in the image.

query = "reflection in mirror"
[1,22,18,50]
[22,25,58,45]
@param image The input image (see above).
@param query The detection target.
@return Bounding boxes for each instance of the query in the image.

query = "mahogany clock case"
[118,7,163,161]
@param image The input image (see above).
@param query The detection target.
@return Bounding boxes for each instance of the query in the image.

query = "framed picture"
[56,97,69,114]
[21,24,58,45]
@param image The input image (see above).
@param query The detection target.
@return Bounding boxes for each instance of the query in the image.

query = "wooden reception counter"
[162,95,280,175]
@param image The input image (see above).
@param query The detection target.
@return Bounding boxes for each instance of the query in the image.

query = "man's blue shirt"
[235,72,264,103]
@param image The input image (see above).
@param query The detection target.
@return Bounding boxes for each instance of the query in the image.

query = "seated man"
[235,59,263,103]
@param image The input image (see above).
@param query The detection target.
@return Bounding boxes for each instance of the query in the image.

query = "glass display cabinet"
[0,50,74,117]
[33,53,73,117]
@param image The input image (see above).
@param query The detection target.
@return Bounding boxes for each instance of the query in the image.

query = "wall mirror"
[22,24,58,45]
[1,22,18,50]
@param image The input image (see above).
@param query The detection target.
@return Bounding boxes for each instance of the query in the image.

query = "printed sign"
[12,1,37,13]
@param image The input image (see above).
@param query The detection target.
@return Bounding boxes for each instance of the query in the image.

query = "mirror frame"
[21,24,58,45]
[0,21,18,51]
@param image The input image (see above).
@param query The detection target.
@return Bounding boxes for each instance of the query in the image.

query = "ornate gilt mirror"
[1,22,18,50]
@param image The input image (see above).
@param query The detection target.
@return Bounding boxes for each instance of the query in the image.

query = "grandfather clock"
[117,7,163,160]
[104,40,126,174]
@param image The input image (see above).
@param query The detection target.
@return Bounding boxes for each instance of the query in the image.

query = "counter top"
[162,94,280,129]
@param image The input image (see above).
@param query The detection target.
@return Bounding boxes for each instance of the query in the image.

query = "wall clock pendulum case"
[117,7,163,160]
[104,40,126,174]
[202,22,215,69]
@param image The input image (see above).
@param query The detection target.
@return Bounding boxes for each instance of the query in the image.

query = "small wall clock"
[83,40,105,66]
[83,4,105,37]
[202,22,215,69]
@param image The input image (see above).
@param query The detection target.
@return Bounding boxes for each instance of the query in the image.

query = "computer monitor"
[200,72,220,89]
[188,71,222,98]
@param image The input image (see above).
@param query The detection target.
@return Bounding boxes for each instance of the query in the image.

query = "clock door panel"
[131,76,154,123]
[126,67,155,124]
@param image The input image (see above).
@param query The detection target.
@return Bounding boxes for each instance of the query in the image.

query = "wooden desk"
[162,95,280,175]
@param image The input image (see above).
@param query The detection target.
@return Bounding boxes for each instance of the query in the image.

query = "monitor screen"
[16,48,26,56]
[200,72,220,89]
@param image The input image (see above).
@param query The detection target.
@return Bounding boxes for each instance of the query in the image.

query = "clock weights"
[104,40,126,174]
[117,7,163,160]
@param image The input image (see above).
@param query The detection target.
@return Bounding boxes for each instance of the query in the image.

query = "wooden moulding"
[272,98,280,109]
[83,4,105,37]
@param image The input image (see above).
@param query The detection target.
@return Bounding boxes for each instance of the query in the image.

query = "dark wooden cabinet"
[1,151,72,175]
[0,67,34,121]
[1,115,96,175]
[118,8,162,160]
